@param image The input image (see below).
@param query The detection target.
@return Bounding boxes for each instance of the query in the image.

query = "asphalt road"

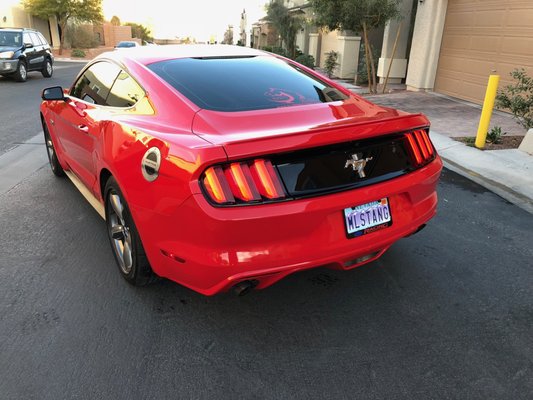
[0,63,532,399]
[0,61,85,154]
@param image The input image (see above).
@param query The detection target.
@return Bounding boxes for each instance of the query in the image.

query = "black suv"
[0,28,54,82]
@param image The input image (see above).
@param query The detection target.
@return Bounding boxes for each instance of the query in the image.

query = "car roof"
[99,44,269,66]
[0,27,37,32]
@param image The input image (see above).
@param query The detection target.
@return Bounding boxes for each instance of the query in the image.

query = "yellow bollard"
[475,74,500,149]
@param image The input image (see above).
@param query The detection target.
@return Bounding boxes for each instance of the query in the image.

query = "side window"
[107,71,145,108]
[22,32,31,46]
[29,32,41,46]
[70,61,121,106]
[37,33,49,46]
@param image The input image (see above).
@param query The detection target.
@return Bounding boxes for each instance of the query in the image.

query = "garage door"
[434,0,533,104]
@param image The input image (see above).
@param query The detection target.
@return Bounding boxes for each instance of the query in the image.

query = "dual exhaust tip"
[231,280,259,296]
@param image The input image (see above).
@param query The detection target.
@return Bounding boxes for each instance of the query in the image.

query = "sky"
[102,0,269,43]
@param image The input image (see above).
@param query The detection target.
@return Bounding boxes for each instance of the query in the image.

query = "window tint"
[107,71,145,107]
[71,61,121,105]
[147,56,348,112]
[37,32,48,45]
[22,32,31,45]
[29,32,41,45]
[0,31,21,47]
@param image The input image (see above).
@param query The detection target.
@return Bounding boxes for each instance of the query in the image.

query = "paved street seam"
[0,133,47,195]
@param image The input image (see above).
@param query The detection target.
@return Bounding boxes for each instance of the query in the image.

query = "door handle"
[69,100,87,117]
[77,125,89,133]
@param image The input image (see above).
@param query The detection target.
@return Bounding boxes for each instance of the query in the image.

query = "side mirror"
[42,86,66,101]
[24,43,33,49]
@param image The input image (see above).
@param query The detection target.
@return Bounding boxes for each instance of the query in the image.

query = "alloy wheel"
[20,64,26,80]
[107,191,133,274]
[45,132,54,162]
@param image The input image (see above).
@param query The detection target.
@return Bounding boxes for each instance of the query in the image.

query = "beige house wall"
[405,0,448,92]
[102,23,133,47]
[251,21,278,49]
[319,30,339,66]
[378,0,415,84]
[1,1,60,48]
[318,30,360,80]
[308,33,320,64]
[0,1,30,28]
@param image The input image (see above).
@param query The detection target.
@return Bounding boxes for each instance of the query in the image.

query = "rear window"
[147,56,348,112]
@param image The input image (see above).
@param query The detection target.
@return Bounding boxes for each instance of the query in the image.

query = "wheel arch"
[99,168,113,200]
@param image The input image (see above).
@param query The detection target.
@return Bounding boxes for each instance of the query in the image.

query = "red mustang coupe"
[40,45,442,295]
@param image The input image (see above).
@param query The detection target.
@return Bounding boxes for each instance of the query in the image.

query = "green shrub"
[294,54,315,69]
[270,46,289,57]
[496,68,533,130]
[356,42,378,85]
[324,50,339,78]
[66,24,99,49]
[487,126,505,144]
[462,137,476,146]
[71,49,86,58]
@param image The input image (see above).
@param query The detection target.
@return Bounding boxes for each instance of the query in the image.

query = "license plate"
[344,198,392,238]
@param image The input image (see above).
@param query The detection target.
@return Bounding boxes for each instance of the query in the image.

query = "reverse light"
[405,129,435,167]
[202,159,286,205]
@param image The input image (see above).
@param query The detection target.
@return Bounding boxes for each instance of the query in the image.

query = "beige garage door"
[434,0,533,104]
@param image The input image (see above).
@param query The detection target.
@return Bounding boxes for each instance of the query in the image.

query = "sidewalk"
[52,46,114,62]
[356,90,533,214]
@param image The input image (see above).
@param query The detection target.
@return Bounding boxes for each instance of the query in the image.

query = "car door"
[54,61,121,189]
[36,32,51,60]
[22,32,39,70]
[28,32,44,71]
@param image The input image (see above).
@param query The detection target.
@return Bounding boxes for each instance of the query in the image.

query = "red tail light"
[225,162,261,202]
[202,159,286,205]
[249,159,285,199]
[203,166,234,204]
[405,130,435,167]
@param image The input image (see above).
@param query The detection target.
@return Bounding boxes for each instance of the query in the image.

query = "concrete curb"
[431,132,533,214]
[54,58,89,63]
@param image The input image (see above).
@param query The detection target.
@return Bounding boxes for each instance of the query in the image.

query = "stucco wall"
[103,23,133,47]
[319,30,360,80]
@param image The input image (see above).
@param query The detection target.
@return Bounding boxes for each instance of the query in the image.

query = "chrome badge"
[345,153,373,178]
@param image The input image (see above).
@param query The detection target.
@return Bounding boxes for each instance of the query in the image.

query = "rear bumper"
[133,157,443,295]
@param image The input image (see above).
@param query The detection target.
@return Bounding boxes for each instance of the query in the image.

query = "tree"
[310,0,401,93]
[23,0,103,55]
[266,0,303,59]
[223,25,234,45]
[110,15,121,26]
[125,22,153,44]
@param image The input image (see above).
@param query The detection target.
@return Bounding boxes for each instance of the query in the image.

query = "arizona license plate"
[344,198,392,238]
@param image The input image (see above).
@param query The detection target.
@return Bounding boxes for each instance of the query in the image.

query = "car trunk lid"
[192,98,434,199]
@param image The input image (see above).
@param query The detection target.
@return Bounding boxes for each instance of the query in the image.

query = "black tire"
[42,59,53,78]
[104,177,155,286]
[14,61,27,82]
[43,121,65,177]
